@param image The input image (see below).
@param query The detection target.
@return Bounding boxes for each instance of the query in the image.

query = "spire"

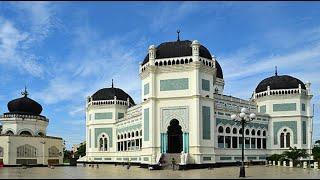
[177,30,180,41]
[21,85,29,97]
[111,79,114,88]
[275,66,278,76]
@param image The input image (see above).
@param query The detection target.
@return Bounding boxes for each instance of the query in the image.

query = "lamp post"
[231,107,256,178]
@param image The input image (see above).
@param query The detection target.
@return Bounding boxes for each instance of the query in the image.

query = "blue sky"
[0,2,319,150]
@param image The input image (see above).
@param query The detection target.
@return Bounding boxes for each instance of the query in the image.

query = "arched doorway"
[167,119,183,153]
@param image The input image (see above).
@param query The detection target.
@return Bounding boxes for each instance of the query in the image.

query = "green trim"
[273,121,297,144]
[220,156,232,160]
[202,106,211,140]
[144,83,149,95]
[302,121,307,144]
[203,157,212,161]
[247,156,257,160]
[302,103,306,111]
[260,105,266,113]
[95,112,113,120]
[273,103,296,112]
[202,79,210,91]
[94,128,113,148]
[216,118,268,129]
[117,123,142,134]
[144,108,149,141]
[118,113,124,119]
[160,78,189,91]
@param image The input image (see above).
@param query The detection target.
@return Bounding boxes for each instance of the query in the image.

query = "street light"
[231,107,256,178]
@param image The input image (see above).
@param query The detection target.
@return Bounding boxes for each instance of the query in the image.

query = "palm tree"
[283,147,308,166]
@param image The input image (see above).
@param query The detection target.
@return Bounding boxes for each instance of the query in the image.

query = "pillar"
[183,132,189,153]
[303,162,307,169]
[289,161,293,167]
[314,162,318,169]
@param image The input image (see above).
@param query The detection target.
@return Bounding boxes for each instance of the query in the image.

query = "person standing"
[171,158,176,171]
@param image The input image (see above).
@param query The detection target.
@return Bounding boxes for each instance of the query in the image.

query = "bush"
[267,154,285,162]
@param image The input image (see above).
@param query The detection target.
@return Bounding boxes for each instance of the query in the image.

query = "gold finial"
[21,86,28,97]
[177,30,180,41]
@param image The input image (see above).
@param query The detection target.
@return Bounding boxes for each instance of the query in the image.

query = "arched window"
[185,59,188,64]
[180,59,184,64]
[17,144,37,157]
[263,130,266,136]
[128,133,131,138]
[245,129,250,135]
[280,133,285,148]
[99,134,108,151]
[176,60,180,64]
[136,131,139,137]
[5,130,14,135]
[118,135,120,140]
[20,131,32,136]
[172,60,176,65]
[0,146,3,157]
[189,58,193,63]
[257,130,261,136]
[239,128,243,135]
[226,127,231,133]
[286,132,291,148]
[121,134,124,139]
[159,61,162,66]
[48,146,60,157]
[124,134,127,139]
[168,61,171,65]
[132,132,134,138]
[251,130,255,136]
[140,130,142,136]
[218,126,224,133]
[232,128,237,134]
[38,132,45,137]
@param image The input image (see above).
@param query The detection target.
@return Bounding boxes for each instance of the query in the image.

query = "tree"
[283,147,308,166]
[267,154,285,162]
[75,142,86,159]
[312,146,320,162]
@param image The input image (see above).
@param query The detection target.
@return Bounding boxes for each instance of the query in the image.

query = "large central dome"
[142,40,213,65]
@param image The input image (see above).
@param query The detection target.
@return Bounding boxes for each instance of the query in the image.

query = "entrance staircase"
[159,153,181,170]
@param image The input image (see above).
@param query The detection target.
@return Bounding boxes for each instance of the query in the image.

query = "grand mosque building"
[0,89,63,166]
[79,35,314,168]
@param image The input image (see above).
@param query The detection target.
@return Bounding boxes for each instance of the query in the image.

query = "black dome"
[7,96,43,116]
[142,40,212,65]
[215,60,223,79]
[255,75,306,93]
[92,87,135,105]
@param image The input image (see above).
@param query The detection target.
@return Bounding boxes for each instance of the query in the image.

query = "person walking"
[171,158,176,171]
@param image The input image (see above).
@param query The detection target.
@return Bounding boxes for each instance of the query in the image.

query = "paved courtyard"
[0,165,320,179]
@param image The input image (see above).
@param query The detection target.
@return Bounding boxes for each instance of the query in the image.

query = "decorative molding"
[160,106,189,133]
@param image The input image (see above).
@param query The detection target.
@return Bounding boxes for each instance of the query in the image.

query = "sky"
[0,1,319,150]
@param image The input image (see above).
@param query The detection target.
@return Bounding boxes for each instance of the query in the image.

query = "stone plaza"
[1,165,320,179]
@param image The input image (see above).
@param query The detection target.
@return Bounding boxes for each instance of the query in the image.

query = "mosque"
[78,33,314,168]
[0,88,63,166]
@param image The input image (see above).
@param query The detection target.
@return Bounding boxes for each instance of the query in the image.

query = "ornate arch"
[17,144,37,158]
[17,129,34,136]
[160,107,189,133]
[0,146,3,157]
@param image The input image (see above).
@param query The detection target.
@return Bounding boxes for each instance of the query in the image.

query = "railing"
[255,88,306,99]
[0,114,48,122]
[88,99,131,107]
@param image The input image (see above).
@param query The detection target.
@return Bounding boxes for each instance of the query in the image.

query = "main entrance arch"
[167,119,183,153]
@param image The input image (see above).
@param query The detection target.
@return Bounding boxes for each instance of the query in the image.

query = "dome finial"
[21,85,29,97]
[177,30,180,41]
[111,79,114,88]
[275,66,278,76]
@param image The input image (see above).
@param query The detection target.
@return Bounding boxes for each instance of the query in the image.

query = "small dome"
[215,60,223,79]
[255,75,306,93]
[142,40,212,65]
[92,87,135,105]
[7,93,43,116]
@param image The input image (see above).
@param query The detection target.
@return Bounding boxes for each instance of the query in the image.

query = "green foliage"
[312,146,320,161]
[75,143,86,159]
[283,147,308,165]
[267,154,285,161]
